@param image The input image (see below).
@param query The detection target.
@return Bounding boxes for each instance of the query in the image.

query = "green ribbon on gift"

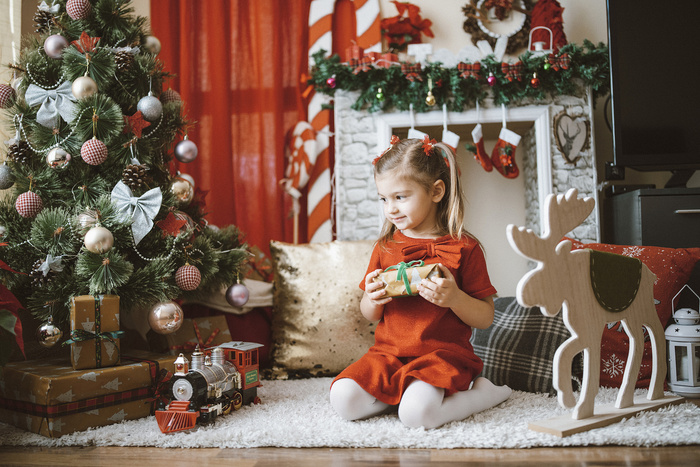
[385,260,424,296]
[62,329,125,365]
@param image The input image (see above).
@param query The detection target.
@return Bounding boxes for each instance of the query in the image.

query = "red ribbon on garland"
[501,61,524,82]
[547,52,571,71]
[401,63,423,82]
[457,62,481,80]
[351,57,372,75]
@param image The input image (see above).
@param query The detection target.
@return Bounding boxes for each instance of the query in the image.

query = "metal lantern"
[665,284,700,398]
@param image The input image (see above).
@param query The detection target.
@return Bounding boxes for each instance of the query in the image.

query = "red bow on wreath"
[401,240,462,270]
[547,52,570,71]
[457,62,481,80]
[351,56,373,75]
[401,63,423,82]
[501,61,523,82]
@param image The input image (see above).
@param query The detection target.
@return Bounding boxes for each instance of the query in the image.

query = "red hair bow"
[373,135,401,165]
[422,135,436,155]
[458,62,481,80]
[401,240,462,270]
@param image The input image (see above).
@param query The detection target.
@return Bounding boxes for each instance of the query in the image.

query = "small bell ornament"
[137,91,163,122]
[174,137,198,163]
[44,34,69,59]
[84,225,114,253]
[148,300,184,335]
[175,264,201,291]
[37,316,63,348]
[425,90,436,106]
[226,283,250,307]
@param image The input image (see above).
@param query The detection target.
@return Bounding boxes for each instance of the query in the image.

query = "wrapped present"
[165,315,232,355]
[372,260,443,297]
[0,350,175,438]
[67,295,123,370]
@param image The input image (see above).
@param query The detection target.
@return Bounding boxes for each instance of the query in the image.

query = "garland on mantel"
[308,40,609,113]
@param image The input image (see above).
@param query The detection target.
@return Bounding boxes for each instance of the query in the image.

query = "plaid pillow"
[471,296,579,395]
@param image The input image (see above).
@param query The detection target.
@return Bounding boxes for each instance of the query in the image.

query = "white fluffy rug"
[1,378,699,448]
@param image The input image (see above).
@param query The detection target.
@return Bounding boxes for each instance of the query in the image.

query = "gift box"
[0,350,175,438]
[373,261,443,297]
[165,315,232,355]
[68,295,123,370]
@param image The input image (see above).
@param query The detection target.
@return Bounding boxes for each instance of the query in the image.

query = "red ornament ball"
[531,77,540,88]
[326,77,337,88]
[226,283,250,307]
[66,0,92,20]
[0,84,16,109]
[175,264,201,291]
[81,138,108,165]
[16,191,43,218]
[161,88,181,103]
[487,74,497,86]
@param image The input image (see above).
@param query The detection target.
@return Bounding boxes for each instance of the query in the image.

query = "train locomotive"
[155,341,263,433]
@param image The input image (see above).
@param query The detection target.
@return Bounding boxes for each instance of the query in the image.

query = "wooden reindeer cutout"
[507,189,679,436]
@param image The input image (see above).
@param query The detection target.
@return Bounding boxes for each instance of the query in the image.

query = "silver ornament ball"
[137,93,163,122]
[0,163,14,189]
[174,139,198,163]
[37,317,63,348]
[226,283,250,307]
[148,301,184,335]
[144,36,162,55]
[72,75,98,99]
[171,177,194,206]
[44,34,69,59]
[46,147,71,170]
[178,173,195,188]
[84,225,114,253]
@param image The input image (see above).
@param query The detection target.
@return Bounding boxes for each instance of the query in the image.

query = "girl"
[329,136,511,429]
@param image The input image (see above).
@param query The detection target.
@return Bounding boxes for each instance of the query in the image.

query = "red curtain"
[150,0,311,254]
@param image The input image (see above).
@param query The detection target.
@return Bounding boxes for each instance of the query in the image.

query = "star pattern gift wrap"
[0,351,176,438]
[165,315,232,355]
[372,261,443,297]
[68,295,123,370]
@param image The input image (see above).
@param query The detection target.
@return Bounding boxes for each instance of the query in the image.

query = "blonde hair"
[373,138,469,247]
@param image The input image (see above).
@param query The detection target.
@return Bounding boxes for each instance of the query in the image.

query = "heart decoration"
[554,112,590,165]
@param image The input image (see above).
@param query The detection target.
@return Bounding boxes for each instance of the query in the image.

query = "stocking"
[442,128,460,153]
[469,124,492,172]
[491,127,521,178]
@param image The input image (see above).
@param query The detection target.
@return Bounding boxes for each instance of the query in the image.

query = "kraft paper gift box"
[165,315,233,355]
[0,350,176,438]
[373,261,443,297]
[69,294,122,370]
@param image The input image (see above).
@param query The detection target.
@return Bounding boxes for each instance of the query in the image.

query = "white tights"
[330,377,511,429]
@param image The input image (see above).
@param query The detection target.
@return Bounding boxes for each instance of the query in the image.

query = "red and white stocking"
[491,127,521,178]
[470,124,492,172]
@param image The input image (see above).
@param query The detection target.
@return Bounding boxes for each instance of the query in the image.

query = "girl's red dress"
[333,231,497,405]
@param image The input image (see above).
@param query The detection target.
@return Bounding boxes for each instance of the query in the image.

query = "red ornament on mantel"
[531,73,540,88]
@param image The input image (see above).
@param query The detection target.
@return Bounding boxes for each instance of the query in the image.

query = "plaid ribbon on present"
[350,56,372,75]
[457,62,481,80]
[384,260,424,296]
[169,320,221,352]
[401,63,423,82]
[547,52,570,71]
[501,61,523,82]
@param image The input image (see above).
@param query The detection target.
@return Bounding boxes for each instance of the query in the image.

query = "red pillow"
[566,238,700,388]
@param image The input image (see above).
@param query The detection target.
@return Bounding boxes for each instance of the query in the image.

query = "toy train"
[155,341,263,434]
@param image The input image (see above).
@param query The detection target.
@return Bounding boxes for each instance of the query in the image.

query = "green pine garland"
[308,40,610,112]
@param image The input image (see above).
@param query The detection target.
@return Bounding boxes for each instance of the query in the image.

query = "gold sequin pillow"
[268,240,376,378]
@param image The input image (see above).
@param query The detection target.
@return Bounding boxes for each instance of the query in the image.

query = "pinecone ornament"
[33,8,53,34]
[115,50,135,73]
[30,259,54,287]
[8,140,32,165]
[122,164,150,190]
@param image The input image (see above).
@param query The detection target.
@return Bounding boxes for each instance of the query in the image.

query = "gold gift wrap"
[165,315,233,355]
[0,351,176,438]
[69,295,122,370]
[373,261,443,297]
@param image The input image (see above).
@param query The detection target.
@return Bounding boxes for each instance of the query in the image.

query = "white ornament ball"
[66,0,92,20]
[37,317,63,348]
[171,176,194,206]
[81,138,108,165]
[0,83,16,109]
[0,163,14,189]
[44,34,69,59]
[174,139,198,163]
[137,93,163,122]
[175,264,201,291]
[46,147,71,170]
[0,225,6,238]
[15,191,43,218]
[72,75,98,99]
[148,301,184,335]
[144,36,162,55]
[226,283,250,307]
[84,226,114,253]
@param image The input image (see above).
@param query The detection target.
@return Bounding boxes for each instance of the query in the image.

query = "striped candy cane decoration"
[305,0,380,243]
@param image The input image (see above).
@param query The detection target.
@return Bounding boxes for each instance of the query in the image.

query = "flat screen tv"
[606,0,700,187]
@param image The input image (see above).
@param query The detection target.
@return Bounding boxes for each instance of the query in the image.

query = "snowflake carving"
[603,353,626,378]
[622,246,644,258]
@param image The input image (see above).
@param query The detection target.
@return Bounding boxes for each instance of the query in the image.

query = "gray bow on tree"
[38,254,64,276]
[38,1,60,14]
[25,81,78,129]
[111,181,162,245]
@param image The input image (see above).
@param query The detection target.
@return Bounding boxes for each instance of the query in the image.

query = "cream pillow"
[268,240,376,378]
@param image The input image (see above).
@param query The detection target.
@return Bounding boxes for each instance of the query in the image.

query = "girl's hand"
[364,269,392,305]
[417,263,462,308]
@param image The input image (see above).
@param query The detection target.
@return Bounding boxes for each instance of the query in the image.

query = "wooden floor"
[1,445,699,466]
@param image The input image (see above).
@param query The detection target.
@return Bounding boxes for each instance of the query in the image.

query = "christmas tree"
[0,0,247,359]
